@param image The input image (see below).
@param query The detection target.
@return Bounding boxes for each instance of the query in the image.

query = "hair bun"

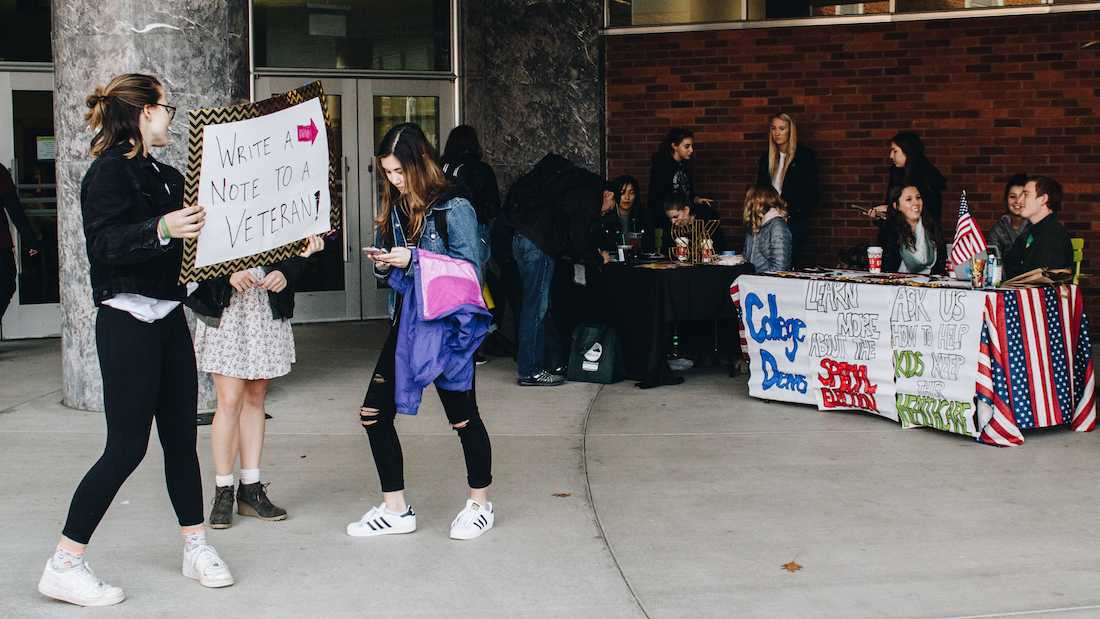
[85,86,108,109]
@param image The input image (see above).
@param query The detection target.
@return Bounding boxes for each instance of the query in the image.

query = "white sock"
[51,547,85,571]
[215,474,234,488]
[385,505,409,516]
[183,530,207,551]
[240,468,260,485]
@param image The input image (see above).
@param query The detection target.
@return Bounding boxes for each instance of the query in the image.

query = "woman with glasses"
[38,73,234,607]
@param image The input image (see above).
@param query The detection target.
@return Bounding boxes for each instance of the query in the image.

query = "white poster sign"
[738,276,816,406]
[891,288,987,436]
[195,97,331,268]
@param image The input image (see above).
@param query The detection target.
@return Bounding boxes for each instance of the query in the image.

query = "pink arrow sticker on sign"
[297,118,319,145]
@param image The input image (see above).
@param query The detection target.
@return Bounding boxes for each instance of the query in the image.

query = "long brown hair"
[85,74,163,159]
[767,112,798,184]
[374,123,450,242]
[743,184,788,233]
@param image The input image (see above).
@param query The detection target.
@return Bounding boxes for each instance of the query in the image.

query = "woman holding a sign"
[39,74,234,607]
[350,123,496,541]
[188,234,324,530]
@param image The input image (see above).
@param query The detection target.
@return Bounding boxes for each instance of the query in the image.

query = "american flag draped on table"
[976,284,1096,446]
[949,190,988,269]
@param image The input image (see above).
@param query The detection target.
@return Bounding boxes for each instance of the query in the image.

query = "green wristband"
[159,216,170,240]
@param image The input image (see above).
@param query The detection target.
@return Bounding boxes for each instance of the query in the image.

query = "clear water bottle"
[986,246,1001,288]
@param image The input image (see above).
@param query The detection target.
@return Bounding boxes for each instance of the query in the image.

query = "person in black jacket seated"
[186,235,324,529]
[648,128,713,247]
[611,175,647,249]
[662,192,727,254]
[878,184,946,275]
[755,113,819,268]
[1004,176,1073,279]
[590,180,624,263]
[869,131,946,225]
[441,125,499,265]
[40,73,233,607]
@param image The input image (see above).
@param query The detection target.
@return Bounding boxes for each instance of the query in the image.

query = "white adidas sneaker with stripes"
[449,499,494,540]
[346,503,416,537]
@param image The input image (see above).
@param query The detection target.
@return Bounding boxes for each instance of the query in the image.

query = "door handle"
[342,156,350,263]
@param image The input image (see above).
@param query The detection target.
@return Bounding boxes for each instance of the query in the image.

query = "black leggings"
[362,320,492,493]
[62,306,203,544]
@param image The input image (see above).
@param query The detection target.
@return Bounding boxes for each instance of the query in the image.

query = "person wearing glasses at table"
[38,74,234,607]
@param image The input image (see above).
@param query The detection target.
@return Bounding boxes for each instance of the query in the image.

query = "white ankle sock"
[215,474,234,488]
[183,530,207,551]
[51,547,84,571]
[240,469,260,485]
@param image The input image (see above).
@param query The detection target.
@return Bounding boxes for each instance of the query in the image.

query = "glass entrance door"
[0,71,59,339]
[256,76,454,321]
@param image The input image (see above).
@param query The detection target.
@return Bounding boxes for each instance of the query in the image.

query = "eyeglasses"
[156,103,177,121]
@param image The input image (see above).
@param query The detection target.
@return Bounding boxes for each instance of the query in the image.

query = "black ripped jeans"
[361,307,492,493]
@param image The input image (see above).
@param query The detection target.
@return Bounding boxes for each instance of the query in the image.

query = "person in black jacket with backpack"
[442,125,499,266]
[40,73,234,607]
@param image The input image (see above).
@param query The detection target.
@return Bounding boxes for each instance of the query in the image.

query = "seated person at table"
[878,183,946,275]
[742,184,792,273]
[589,180,623,264]
[986,173,1030,255]
[1003,175,1073,279]
[612,175,646,240]
[663,192,726,253]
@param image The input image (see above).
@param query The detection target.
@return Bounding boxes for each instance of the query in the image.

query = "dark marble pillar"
[53,1,249,411]
[460,0,603,192]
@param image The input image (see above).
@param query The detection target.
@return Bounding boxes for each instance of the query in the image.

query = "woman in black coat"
[755,113,819,268]
[869,131,946,225]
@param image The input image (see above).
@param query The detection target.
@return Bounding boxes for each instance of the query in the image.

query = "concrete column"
[53,1,249,410]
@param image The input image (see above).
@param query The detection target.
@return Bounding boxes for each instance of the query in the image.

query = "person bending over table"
[878,183,946,275]
[742,184,792,273]
[662,192,726,254]
[1003,175,1073,280]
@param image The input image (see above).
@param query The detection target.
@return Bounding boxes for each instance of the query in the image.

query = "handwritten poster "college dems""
[737,275,987,435]
[194,97,331,269]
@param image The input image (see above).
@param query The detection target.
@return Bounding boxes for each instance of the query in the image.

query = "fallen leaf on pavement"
[782,561,802,573]
[552,492,572,498]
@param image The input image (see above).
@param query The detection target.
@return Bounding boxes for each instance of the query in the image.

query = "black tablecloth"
[605,262,754,387]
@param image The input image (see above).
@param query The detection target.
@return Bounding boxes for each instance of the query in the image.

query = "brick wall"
[605,11,1100,312]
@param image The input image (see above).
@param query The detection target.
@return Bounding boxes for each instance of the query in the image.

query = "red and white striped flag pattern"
[948,190,987,268]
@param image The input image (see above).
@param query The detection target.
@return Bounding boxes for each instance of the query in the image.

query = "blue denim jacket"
[374,196,483,283]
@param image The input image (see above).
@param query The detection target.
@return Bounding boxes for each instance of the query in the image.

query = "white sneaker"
[38,558,125,607]
[668,357,694,371]
[449,499,494,540]
[346,503,416,537]
[182,544,234,588]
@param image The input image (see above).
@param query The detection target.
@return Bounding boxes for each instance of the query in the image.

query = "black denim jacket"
[81,144,185,305]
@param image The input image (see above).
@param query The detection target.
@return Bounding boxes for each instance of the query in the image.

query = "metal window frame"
[603,1,1097,35]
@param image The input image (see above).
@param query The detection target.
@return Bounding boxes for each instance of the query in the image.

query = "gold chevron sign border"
[179,81,342,284]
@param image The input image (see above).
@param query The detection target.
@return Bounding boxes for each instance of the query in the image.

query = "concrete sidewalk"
[2,322,1099,618]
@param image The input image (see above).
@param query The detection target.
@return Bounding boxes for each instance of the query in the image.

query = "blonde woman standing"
[754,113,819,268]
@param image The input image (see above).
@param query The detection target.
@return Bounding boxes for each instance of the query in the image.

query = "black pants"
[62,306,203,544]
[0,249,15,320]
[362,317,492,493]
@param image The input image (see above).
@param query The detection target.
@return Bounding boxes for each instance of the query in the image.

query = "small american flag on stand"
[948,190,987,269]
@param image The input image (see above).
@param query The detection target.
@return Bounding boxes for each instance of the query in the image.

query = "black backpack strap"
[432,208,449,251]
